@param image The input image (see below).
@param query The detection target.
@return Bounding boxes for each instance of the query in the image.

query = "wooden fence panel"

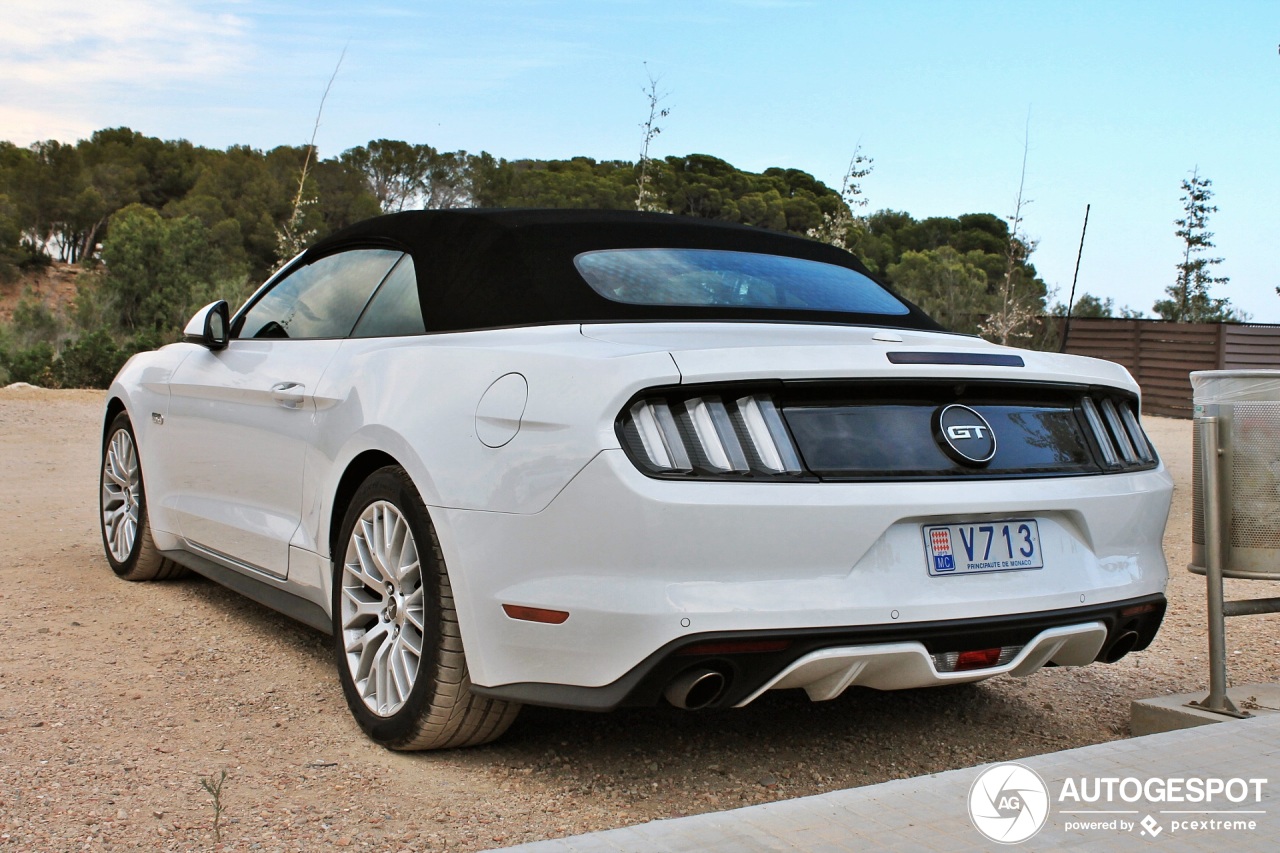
[1060,318,1140,369]
[1057,318,1280,418]
[1223,326,1280,369]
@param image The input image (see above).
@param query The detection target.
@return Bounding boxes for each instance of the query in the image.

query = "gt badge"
[934,404,996,466]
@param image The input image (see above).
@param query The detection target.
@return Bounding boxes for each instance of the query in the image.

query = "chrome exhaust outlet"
[1102,630,1140,663]
[664,668,728,710]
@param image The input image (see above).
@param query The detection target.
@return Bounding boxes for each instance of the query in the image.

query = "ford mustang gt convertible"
[99,209,1172,749]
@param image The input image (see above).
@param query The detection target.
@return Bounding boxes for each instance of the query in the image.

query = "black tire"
[99,412,187,582]
[332,466,520,750]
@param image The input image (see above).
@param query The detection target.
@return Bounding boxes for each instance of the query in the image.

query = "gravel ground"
[0,386,1276,851]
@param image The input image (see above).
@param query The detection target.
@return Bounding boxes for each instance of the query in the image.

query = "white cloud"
[0,0,252,143]
[0,104,97,146]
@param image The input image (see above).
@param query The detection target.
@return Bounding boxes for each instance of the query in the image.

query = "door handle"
[270,381,306,409]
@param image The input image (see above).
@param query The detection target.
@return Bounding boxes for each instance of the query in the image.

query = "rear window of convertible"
[574,249,909,316]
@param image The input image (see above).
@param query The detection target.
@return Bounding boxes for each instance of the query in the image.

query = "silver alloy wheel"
[101,429,142,563]
[340,500,426,716]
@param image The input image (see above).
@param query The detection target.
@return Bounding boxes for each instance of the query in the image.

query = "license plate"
[922,520,1043,576]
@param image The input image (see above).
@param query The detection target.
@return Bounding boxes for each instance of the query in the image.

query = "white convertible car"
[99,209,1172,749]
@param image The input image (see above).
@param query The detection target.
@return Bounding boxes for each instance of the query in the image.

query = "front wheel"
[99,412,186,581]
[332,466,519,750]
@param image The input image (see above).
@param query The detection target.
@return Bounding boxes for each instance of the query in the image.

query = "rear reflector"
[501,604,570,624]
[1120,602,1159,618]
[678,639,792,656]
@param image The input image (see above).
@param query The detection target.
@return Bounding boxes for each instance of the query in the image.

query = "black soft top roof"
[305,208,943,333]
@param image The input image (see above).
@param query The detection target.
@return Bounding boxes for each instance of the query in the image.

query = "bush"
[17,247,51,272]
[0,324,147,389]
[2,341,58,386]
[10,294,61,346]
[57,329,127,389]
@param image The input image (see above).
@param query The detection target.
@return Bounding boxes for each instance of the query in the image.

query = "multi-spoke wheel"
[99,412,185,581]
[102,425,141,563]
[341,499,426,716]
[332,466,519,750]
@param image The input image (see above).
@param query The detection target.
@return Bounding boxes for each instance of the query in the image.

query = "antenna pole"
[1060,203,1091,353]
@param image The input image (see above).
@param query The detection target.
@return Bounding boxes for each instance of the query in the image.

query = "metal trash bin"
[1191,369,1280,579]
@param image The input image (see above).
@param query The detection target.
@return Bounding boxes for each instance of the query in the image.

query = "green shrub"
[57,329,127,389]
[3,341,58,387]
[10,294,61,346]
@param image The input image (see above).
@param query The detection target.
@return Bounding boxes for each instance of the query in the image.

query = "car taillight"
[620,393,806,478]
[930,645,1022,673]
[1081,394,1154,470]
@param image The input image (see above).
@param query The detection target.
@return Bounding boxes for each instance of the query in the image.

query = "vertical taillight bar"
[1119,402,1155,463]
[684,398,749,472]
[1100,398,1138,463]
[1081,397,1118,467]
[628,399,692,472]
[736,395,803,473]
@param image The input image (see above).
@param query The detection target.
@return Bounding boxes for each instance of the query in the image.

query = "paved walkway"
[497,713,1280,852]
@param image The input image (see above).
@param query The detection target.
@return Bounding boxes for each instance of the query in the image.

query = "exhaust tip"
[664,668,728,710]
[1102,630,1140,663]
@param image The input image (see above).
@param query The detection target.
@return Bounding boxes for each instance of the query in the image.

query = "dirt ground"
[0,386,1276,851]
[0,263,82,326]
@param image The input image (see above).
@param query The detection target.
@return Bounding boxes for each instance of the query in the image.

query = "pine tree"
[1153,168,1240,322]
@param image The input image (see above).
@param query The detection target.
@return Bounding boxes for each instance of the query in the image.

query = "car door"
[161,248,403,578]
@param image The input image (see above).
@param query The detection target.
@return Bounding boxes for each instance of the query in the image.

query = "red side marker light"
[502,604,569,624]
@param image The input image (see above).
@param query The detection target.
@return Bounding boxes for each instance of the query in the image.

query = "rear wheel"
[100,413,186,581]
[333,466,519,749]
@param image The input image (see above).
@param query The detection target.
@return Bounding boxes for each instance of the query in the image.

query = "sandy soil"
[0,386,1275,851]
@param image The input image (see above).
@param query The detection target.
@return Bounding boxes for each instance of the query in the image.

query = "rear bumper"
[438,450,1172,690]
[471,594,1166,711]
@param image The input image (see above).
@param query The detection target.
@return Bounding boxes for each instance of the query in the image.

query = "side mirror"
[183,301,231,351]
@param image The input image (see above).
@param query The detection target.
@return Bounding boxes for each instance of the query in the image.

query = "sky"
[3,0,1278,321]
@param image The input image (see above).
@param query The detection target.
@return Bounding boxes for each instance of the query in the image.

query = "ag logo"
[935,404,997,466]
[968,762,1050,844]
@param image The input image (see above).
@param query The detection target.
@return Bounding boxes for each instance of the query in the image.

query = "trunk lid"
[580,323,1136,390]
